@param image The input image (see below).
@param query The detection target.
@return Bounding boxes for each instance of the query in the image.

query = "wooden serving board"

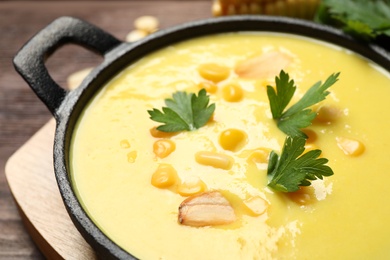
[5,119,97,260]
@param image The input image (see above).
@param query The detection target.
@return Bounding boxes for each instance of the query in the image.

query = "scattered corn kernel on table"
[0,1,212,259]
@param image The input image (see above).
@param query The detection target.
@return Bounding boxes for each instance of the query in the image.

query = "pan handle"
[13,16,122,116]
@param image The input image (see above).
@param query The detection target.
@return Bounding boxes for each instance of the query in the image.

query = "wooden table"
[0,1,211,258]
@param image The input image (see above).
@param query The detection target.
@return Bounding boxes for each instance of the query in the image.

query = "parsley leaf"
[148,89,215,132]
[267,136,334,192]
[267,71,339,138]
[315,0,390,40]
[267,70,296,120]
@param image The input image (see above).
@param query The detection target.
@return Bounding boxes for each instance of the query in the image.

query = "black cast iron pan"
[13,15,390,259]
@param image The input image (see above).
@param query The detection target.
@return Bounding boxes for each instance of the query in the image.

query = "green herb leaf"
[267,70,296,119]
[148,89,215,132]
[267,71,339,138]
[315,0,390,40]
[267,136,334,192]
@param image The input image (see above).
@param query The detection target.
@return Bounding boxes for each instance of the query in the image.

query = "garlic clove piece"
[178,191,236,227]
[235,51,292,79]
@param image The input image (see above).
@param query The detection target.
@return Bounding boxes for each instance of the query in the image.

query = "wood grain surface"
[6,119,98,260]
[0,1,211,259]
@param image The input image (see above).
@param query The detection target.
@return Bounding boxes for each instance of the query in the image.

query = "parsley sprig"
[267,70,340,138]
[148,89,215,132]
[267,136,334,192]
[315,0,390,41]
[266,71,338,192]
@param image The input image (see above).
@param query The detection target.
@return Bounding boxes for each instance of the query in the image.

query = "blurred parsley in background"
[315,0,390,41]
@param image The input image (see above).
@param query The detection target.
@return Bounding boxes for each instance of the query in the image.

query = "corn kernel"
[195,151,234,170]
[153,139,176,158]
[286,0,297,17]
[256,80,272,89]
[222,83,244,102]
[197,81,218,94]
[315,105,342,123]
[125,29,148,42]
[197,63,230,83]
[219,128,247,152]
[120,139,131,149]
[274,0,287,16]
[212,0,222,16]
[134,15,159,33]
[302,129,317,143]
[336,137,365,156]
[207,113,215,124]
[264,2,275,15]
[238,3,249,14]
[247,148,270,164]
[249,3,261,14]
[177,176,207,196]
[227,4,236,15]
[149,126,178,138]
[151,164,178,188]
[243,196,268,216]
[304,143,321,155]
[127,151,137,163]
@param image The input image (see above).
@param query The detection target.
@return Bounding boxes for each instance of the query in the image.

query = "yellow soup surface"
[70,33,390,259]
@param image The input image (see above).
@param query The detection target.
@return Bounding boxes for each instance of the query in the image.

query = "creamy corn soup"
[70,33,390,259]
